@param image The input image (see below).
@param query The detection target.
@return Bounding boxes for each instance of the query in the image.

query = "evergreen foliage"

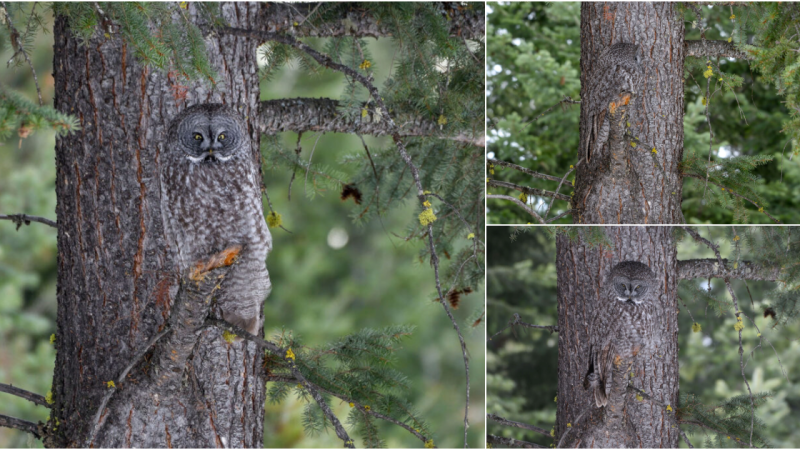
[0,2,484,447]
[488,227,800,448]
[487,2,800,224]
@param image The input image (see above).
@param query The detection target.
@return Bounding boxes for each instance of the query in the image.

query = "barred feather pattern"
[584,261,656,408]
[160,104,272,337]
[584,43,644,162]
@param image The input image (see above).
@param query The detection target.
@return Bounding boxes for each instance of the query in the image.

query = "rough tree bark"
[555,227,679,448]
[573,3,685,224]
[51,3,267,447]
[46,2,483,447]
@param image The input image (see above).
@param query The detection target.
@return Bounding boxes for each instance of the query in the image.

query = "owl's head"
[608,260,655,305]
[169,104,247,164]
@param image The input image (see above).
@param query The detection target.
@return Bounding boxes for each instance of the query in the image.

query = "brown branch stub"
[0,413,42,439]
[0,213,57,229]
[684,40,752,60]
[487,414,551,437]
[678,258,782,281]
[0,383,50,408]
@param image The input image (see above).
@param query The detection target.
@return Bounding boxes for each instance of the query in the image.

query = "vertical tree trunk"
[555,227,679,447]
[51,3,267,447]
[573,3,685,224]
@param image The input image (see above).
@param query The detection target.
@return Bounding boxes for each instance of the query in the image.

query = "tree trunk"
[51,3,267,447]
[555,227,679,448]
[573,3,685,224]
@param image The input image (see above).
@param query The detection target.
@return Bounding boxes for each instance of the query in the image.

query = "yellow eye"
[218,133,225,141]
[194,133,202,140]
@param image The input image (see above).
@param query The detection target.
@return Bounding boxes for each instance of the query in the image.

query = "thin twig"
[522,95,581,125]
[546,209,573,224]
[486,195,545,224]
[487,414,551,437]
[555,405,591,448]
[544,159,583,221]
[220,25,475,445]
[487,180,571,202]
[1,2,42,106]
[270,374,436,446]
[487,158,564,183]
[304,132,324,197]
[488,313,558,343]
[626,385,693,448]
[680,227,756,447]
[682,173,781,223]
[208,319,355,448]
[0,413,41,439]
[85,328,171,447]
[0,213,57,229]
[0,383,49,408]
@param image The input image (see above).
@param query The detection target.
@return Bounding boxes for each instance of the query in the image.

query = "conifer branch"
[526,95,581,123]
[487,180,571,202]
[680,227,757,447]
[222,24,475,446]
[487,434,546,448]
[487,158,565,183]
[260,3,484,40]
[207,319,355,448]
[487,414,551,437]
[258,98,482,146]
[678,258,782,281]
[270,375,436,447]
[544,159,582,221]
[685,40,752,60]
[0,213,57,229]
[682,173,781,224]
[1,2,43,106]
[486,195,546,224]
[677,420,755,448]
[488,313,558,343]
[0,383,50,408]
[0,413,41,439]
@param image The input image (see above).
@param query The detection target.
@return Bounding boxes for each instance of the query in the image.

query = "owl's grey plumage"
[584,261,656,407]
[160,104,272,337]
[584,43,644,162]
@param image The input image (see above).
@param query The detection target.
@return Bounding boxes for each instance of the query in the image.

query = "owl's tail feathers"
[594,379,608,408]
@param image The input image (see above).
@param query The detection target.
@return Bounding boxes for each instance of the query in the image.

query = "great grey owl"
[160,103,272,338]
[583,261,656,407]
[583,43,644,162]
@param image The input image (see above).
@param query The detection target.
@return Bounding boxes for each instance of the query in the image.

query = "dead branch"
[678,258,782,281]
[487,414,551,437]
[0,213,57,229]
[0,383,50,408]
[0,413,41,439]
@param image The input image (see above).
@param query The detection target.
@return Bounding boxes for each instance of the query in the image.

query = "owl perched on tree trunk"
[583,43,644,163]
[160,104,272,338]
[584,261,657,407]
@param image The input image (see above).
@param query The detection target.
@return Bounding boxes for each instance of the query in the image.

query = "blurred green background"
[486,226,800,448]
[487,2,800,225]
[0,7,485,448]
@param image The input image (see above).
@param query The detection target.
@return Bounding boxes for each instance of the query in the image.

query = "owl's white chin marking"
[185,153,234,164]
[617,297,642,305]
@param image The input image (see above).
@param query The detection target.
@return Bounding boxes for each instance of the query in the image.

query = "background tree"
[0,2,485,448]
[487,226,800,448]
[487,2,800,225]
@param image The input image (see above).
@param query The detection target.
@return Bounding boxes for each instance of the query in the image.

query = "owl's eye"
[193,133,202,141]
[635,285,640,290]
[218,133,226,141]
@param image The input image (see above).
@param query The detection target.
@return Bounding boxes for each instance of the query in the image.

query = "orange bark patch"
[613,355,622,367]
[620,93,631,105]
[190,245,242,281]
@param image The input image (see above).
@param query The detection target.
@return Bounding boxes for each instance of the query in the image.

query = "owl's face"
[608,261,655,305]
[175,109,244,164]
[612,275,649,304]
